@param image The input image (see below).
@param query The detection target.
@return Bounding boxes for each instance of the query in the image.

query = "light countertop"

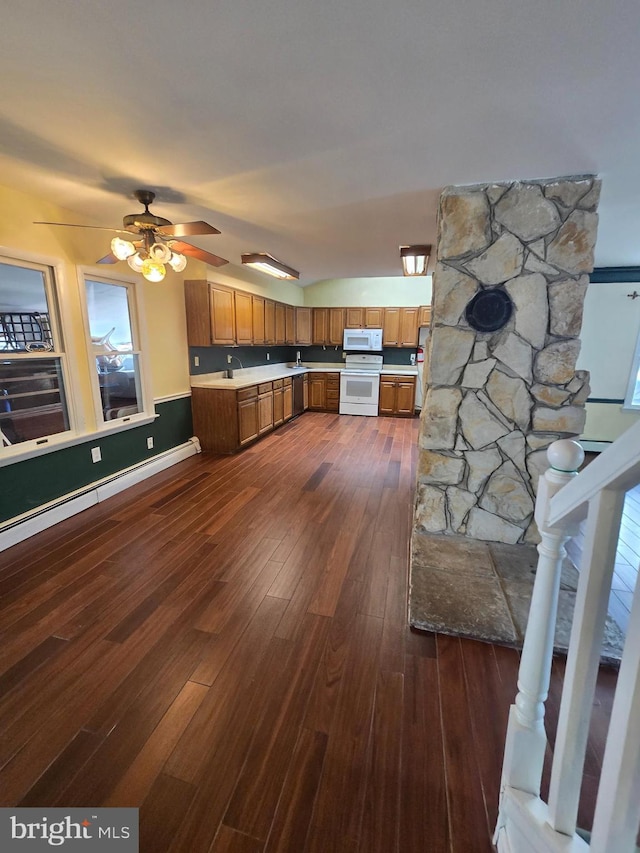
[190,362,418,391]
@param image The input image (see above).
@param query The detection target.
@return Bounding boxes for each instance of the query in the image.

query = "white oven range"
[339,354,383,416]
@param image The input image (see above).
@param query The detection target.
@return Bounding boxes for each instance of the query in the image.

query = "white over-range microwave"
[343,328,383,352]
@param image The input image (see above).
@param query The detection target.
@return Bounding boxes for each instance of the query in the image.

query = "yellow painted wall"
[583,402,640,444]
[302,275,432,307]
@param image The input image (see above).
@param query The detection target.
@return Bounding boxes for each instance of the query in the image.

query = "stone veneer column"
[414,176,600,544]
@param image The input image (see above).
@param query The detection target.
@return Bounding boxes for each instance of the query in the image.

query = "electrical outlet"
[147,437,154,449]
[266,352,270,361]
[91,446,101,463]
[227,354,233,364]
[194,356,199,367]
[410,353,416,366]
[342,351,347,359]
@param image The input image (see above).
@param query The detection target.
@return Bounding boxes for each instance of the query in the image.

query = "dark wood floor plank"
[264,728,328,853]
[139,773,197,853]
[437,634,494,852]
[0,635,68,697]
[401,652,449,853]
[358,669,403,853]
[210,825,264,853]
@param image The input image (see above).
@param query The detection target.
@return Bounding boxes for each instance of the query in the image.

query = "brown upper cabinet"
[234,290,253,346]
[328,308,345,344]
[295,307,312,345]
[312,307,327,345]
[185,280,426,349]
[275,303,286,345]
[383,307,419,348]
[252,295,265,345]
[185,280,237,346]
[345,307,364,328]
[264,299,276,345]
[364,307,384,328]
[418,305,431,327]
[312,307,345,345]
[285,305,296,345]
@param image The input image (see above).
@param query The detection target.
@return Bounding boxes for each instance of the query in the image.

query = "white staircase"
[495,420,640,852]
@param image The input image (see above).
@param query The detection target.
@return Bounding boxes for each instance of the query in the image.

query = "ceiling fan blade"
[34,221,132,235]
[170,240,228,267]
[96,252,119,264]
[157,221,221,238]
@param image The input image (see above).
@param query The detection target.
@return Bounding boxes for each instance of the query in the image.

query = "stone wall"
[415,176,600,544]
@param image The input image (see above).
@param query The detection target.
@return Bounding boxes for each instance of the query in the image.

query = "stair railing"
[494,419,640,853]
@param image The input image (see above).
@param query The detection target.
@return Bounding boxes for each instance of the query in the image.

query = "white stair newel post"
[495,440,584,838]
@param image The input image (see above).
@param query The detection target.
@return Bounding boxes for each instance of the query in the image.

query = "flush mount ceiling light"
[400,244,432,276]
[241,253,299,280]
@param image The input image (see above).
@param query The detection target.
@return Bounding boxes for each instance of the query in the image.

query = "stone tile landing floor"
[409,533,625,665]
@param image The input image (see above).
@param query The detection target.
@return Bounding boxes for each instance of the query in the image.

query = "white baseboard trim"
[0,437,201,553]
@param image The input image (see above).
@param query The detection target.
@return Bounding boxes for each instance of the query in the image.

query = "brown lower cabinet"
[193,377,297,453]
[308,372,339,412]
[378,375,417,417]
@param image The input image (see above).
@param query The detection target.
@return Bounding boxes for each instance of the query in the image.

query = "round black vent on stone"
[465,288,513,332]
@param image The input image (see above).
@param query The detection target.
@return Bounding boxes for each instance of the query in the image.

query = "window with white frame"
[0,257,72,450]
[83,275,152,424]
[624,329,640,409]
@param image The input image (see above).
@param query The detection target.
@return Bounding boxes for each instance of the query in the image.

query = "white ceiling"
[1,0,639,286]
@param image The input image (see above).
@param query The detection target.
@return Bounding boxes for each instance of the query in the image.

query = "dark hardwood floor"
[0,413,616,852]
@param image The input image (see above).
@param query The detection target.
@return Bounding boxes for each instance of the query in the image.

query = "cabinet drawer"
[283,376,292,386]
[326,388,340,401]
[271,379,283,390]
[237,386,258,401]
[384,375,406,383]
[258,382,273,394]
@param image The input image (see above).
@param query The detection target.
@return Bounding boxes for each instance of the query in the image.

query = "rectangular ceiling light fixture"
[400,244,432,276]
[241,253,299,280]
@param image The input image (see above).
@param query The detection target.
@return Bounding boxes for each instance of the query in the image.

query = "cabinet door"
[382,308,400,346]
[418,305,431,327]
[283,382,293,421]
[400,307,419,347]
[234,290,253,345]
[264,300,276,344]
[184,280,210,346]
[325,374,340,412]
[303,375,309,410]
[378,378,396,415]
[238,397,258,445]
[252,296,265,345]
[308,376,326,410]
[209,284,236,344]
[295,307,312,345]
[364,307,384,328]
[273,386,284,425]
[345,307,364,328]
[258,392,274,434]
[275,303,286,344]
[396,379,416,415]
[285,305,296,345]
[312,308,328,345]
[328,308,345,345]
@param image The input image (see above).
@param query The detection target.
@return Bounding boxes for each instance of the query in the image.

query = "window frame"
[77,266,155,431]
[0,248,83,463]
[623,329,640,411]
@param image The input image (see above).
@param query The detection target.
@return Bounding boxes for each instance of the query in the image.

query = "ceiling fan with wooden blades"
[35,189,229,278]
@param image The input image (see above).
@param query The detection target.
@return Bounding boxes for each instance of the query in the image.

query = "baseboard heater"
[0,436,201,553]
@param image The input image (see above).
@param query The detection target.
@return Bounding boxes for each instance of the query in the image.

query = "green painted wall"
[1,396,193,525]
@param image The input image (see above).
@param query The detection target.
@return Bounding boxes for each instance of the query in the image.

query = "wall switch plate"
[266,352,270,361]
[147,437,154,449]
[227,354,233,364]
[91,447,101,463]
[342,351,347,359]
[194,356,199,367]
